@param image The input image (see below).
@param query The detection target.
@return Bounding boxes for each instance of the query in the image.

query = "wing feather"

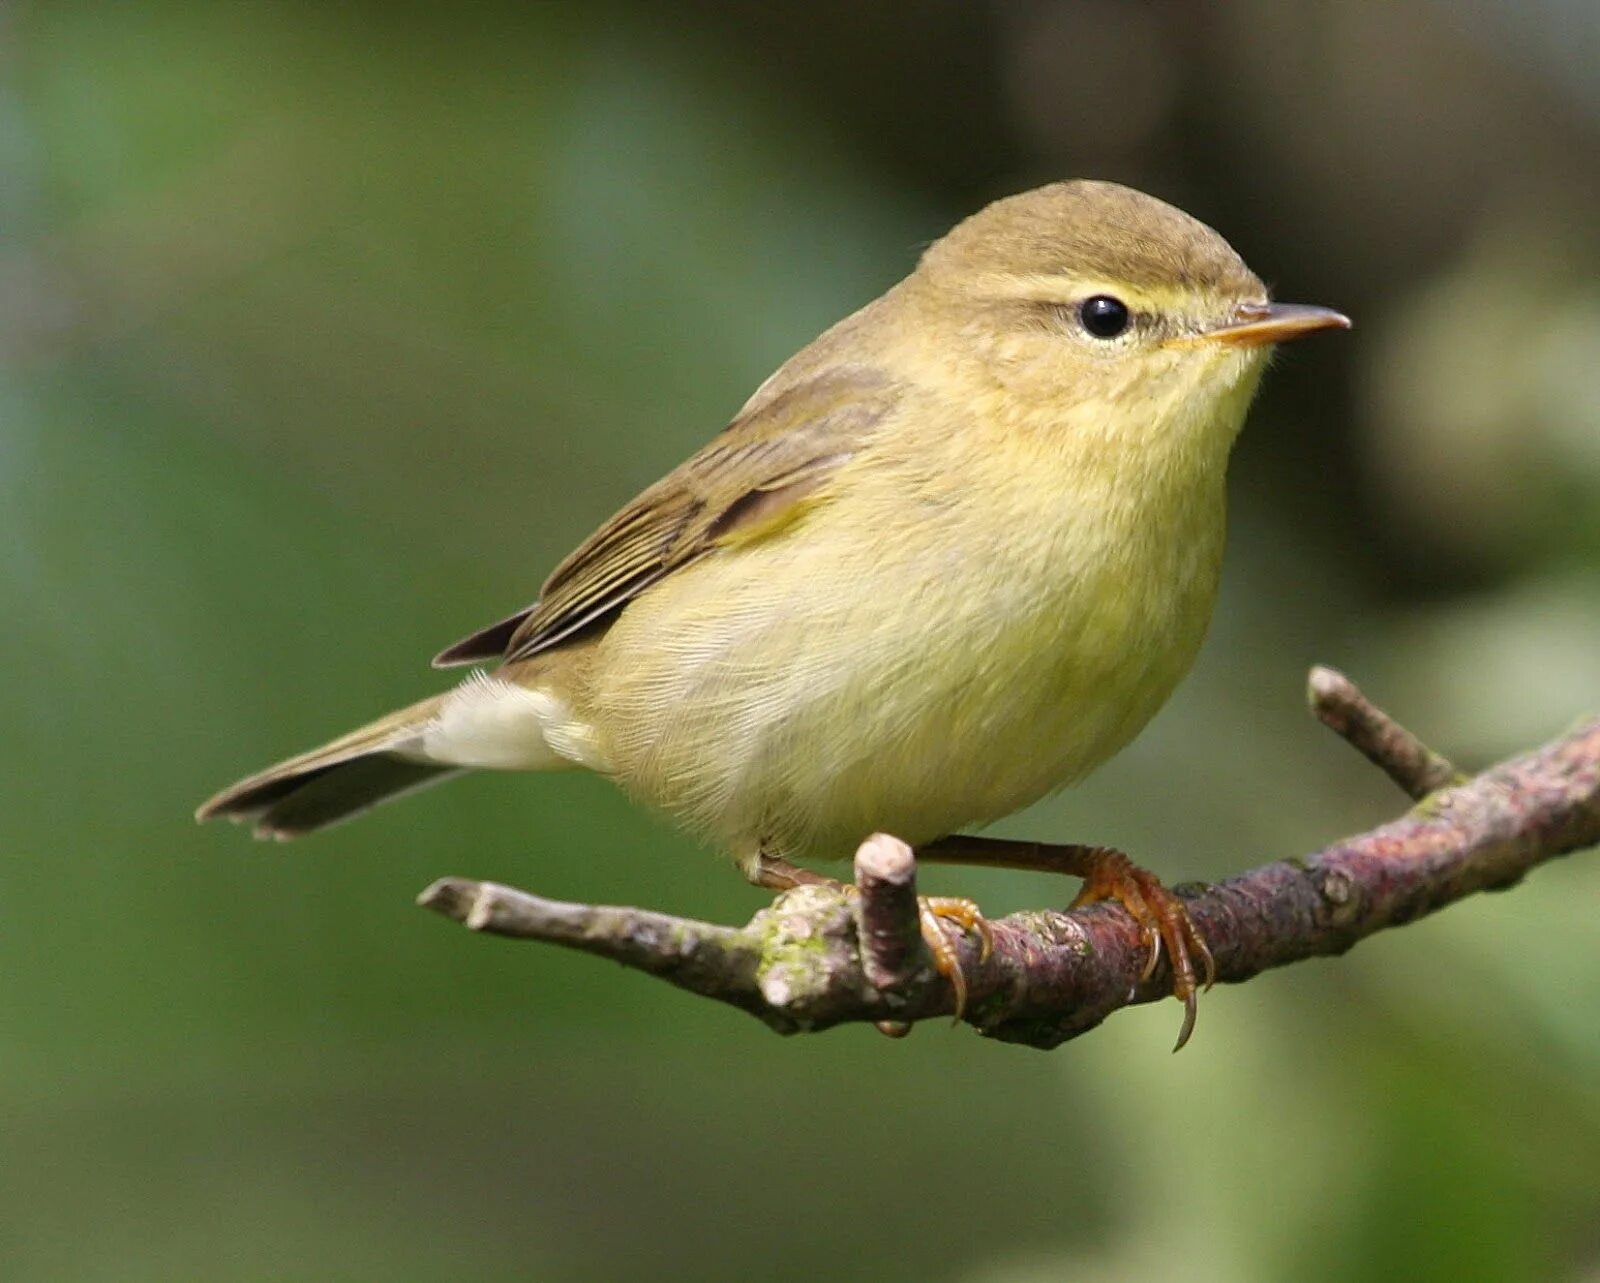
[432,367,900,668]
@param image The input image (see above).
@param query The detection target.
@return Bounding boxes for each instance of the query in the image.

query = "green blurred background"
[4,3,1600,1280]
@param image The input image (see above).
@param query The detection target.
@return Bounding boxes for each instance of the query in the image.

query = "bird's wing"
[432,366,901,667]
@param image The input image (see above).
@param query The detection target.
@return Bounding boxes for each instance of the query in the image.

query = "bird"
[197,179,1349,1047]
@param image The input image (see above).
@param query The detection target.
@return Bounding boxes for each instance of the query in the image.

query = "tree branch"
[1306,664,1462,798]
[417,669,1600,1049]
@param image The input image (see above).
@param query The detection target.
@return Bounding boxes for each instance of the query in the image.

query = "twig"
[419,877,770,1018]
[852,833,923,993]
[418,671,1600,1050]
[1308,665,1461,798]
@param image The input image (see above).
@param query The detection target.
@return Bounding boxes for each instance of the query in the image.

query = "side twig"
[1307,665,1461,798]
[852,833,923,993]
[418,669,1600,1050]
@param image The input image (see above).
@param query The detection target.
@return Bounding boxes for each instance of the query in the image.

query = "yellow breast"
[570,359,1257,866]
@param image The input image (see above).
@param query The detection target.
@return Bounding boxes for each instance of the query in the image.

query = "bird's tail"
[198,665,590,839]
[195,692,461,839]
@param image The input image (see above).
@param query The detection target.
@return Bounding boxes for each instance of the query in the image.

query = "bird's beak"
[1198,302,1351,348]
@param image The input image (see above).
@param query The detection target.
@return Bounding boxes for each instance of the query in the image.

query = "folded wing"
[433,366,902,667]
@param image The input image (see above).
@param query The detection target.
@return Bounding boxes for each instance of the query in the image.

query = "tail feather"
[196,692,456,839]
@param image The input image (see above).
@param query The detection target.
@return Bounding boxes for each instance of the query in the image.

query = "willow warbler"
[199,180,1348,1044]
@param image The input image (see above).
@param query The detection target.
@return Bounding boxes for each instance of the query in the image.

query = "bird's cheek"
[1230,344,1275,391]
[1193,342,1267,392]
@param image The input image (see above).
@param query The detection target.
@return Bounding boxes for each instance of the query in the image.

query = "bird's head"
[908,180,1349,457]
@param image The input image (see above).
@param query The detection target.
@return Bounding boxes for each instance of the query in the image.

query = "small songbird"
[198,180,1348,1045]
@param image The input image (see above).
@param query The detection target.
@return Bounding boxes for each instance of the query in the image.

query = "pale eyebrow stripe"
[975,272,1193,313]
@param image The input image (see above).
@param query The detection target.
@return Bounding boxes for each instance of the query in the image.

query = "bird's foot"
[1069,847,1215,1051]
[918,835,1215,1049]
[916,895,993,1023]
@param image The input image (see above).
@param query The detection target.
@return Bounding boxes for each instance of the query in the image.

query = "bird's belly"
[586,500,1221,865]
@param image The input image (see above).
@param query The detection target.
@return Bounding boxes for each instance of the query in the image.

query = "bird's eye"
[1078,295,1131,339]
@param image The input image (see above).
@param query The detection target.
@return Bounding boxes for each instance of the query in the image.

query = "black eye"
[1078,295,1131,339]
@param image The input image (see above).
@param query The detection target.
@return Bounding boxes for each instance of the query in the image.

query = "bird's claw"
[917,895,992,1023]
[1069,849,1215,1051]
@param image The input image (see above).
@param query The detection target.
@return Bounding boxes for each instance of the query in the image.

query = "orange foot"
[916,896,994,1023]
[1070,848,1215,1051]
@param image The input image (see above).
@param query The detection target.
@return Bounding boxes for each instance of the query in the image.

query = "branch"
[1306,664,1462,798]
[417,669,1600,1049]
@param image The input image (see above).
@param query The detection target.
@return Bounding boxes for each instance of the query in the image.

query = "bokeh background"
[4,3,1600,1280]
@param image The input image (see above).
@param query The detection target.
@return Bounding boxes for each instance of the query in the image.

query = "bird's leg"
[746,852,842,893]
[748,852,992,1021]
[919,836,1214,1050]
